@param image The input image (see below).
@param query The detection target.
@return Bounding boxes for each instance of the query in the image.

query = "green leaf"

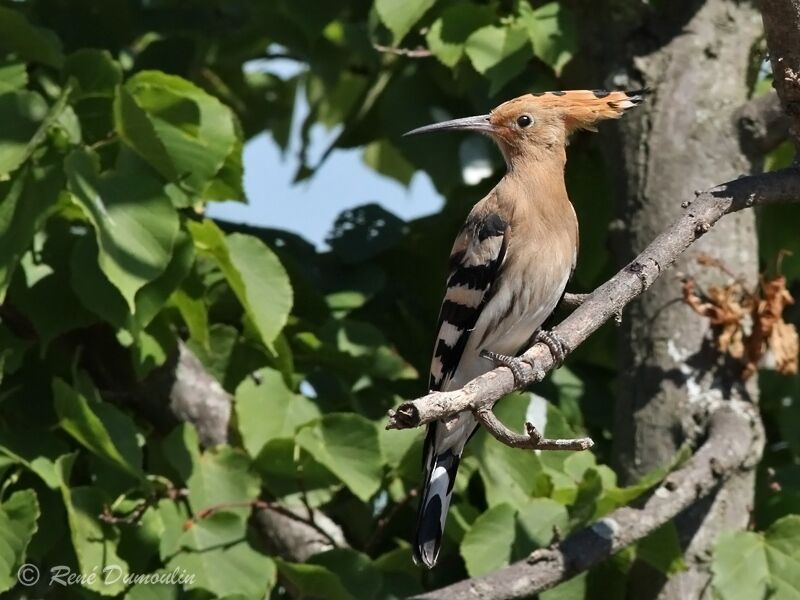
[65,149,180,311]
[461,503,516,577]
[254,438,339,505]
[115,71,238,194]
[166,513,276,597]
[465,24,532,95]
[473,394,545,508]
[541,572,587,600]
[425,4,496,67]
[171,271,209,348]
[0,427,69,489]
[53,378,143,479]
[125,580,178,600]
[64,49,121,99]
[0,7,63,68]
[234,368,320,458]
[362,140,414,186]
[275,558,354,600]
[296,413,383,502]
[759,202,800,283]
[189,220,293,349]
[712,515,800,599]
[0,489,40,594]
[0,91,47,176]
[0,161,62,301]
[519,2,578,75]
[637,523,687,576]
[0,61,28,93]
[308,549,384,600]
[515,497,569,554]
[186,446,260,518]
[375,0,435,44]
[56,454,130,596]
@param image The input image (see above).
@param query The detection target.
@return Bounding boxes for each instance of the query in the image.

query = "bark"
[736,91,790,158]
[608,1,763,597]
[760,0,800,147]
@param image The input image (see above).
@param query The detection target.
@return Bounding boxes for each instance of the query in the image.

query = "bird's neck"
[501,148,569,206]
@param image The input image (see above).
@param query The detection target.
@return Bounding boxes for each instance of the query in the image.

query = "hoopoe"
[405,89,644,568]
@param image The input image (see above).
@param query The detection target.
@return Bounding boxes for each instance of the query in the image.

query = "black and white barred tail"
[413,425,462,568]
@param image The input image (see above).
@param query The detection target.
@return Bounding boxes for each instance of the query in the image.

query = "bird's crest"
[522,89,646,133]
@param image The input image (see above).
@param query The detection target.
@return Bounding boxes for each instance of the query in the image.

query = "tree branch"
[373,43,433,58]
[474,408,594,451]
[386,167,800,431]
[412,404,762,599]
[760,0,800,147]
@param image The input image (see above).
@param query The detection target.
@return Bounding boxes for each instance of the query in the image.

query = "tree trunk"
[605,0,764,597]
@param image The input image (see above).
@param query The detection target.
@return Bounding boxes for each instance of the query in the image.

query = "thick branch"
[760,0,800,146]
[735,91,790,155]
[386,167,800,430]
[413,405,762,600]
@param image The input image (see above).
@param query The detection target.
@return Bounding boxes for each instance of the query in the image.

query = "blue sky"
[207,59,443,247]
[208,131,441,248]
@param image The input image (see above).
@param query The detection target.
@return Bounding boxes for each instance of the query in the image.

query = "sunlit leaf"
[65,149,179,311]
[712,515,800,599]
[461,503,516,577]
[115,70,238,196]
[189,219,292,349]
[234,367,320,457]
[56,454,130,596]
[426,4,496,67]
[465,24,532,95]
[166,513,276,597]
[53,378,143,479]
[296,413,383,502]
[519,2,577,75]
[0,489,40,594]
[375,0,435,44]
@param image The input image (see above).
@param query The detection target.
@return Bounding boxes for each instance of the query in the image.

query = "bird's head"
[405,89,645,163]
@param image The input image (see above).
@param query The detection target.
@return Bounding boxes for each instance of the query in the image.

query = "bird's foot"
[534,329,571,368]
[479,350,542,387]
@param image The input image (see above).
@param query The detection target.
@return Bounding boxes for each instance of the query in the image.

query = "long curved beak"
[403,114,493,136]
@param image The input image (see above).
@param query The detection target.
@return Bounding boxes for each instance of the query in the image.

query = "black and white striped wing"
[429,212,508,391]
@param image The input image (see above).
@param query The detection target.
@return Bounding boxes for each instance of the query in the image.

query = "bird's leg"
[533,329,571,367]
[479,350,542,387]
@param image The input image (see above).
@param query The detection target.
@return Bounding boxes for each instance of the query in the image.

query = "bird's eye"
[517,114,533,128]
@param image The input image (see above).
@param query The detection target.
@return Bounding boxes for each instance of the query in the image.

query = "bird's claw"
[479,349,541,387]
[534,329,571,368]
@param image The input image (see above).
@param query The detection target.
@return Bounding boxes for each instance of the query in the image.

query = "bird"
[404,89,644,568]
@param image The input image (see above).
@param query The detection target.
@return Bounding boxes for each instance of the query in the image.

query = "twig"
[373,43,433,58]
[99,486,188,526]
[386,167,800,432]
[474,408,594,451]
[412,405,762,599]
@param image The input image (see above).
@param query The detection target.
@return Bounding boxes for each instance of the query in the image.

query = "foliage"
[0,1,796,598]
